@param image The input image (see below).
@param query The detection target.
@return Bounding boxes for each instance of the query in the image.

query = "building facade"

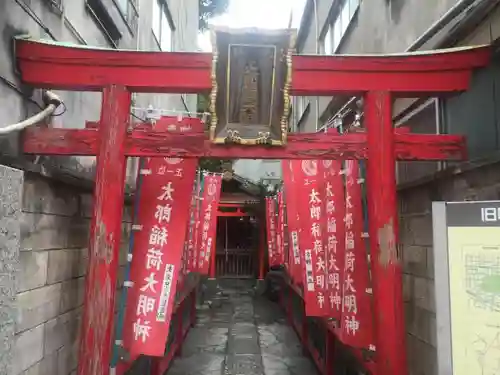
[0,1,199,374]
[292,0,500,374]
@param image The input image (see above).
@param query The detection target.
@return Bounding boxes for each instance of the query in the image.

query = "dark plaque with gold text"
[209,27,295,146]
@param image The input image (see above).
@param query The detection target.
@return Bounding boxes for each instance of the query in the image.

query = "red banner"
[122,117,200,357]
[190,188,202,273]
[340,160,375,349]
[197,174,222,275]
[276,191,286,266]
[122,156,197,356]
[186,179,201,273]
[293,160,328,316]
[265,197,279,267]
[322,160,346,321]
[281,160,301,283]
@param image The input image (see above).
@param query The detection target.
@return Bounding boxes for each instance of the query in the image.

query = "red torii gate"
[15,36,490,375]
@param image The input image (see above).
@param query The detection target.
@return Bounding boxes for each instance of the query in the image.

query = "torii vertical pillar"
[365,91,405,375]
[78,85,131,375]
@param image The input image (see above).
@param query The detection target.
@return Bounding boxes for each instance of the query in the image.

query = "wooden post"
[364,90,407,375]
[78,85,131,375]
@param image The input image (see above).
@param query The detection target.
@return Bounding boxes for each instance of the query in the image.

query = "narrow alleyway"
[165,281,319,375]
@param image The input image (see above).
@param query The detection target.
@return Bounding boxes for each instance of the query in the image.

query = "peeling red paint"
[377,217,399,267]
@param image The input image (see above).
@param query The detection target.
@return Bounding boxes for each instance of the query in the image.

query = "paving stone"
[165,282,318,375]
[224,354,264,375]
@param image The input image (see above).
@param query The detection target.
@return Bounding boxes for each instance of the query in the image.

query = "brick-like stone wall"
[14,174,131,375]
[399,159,500,375]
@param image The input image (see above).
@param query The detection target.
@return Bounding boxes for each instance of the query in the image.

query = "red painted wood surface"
[15,38,212,93]
[78,85,131,375]
[15,37,489,95]
[22,127,467,161]
[291,46,490,95]
[364,91,407,375]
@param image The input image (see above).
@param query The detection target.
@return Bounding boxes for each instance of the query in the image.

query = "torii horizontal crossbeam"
[23,126,467,160]
[15,37,490,96]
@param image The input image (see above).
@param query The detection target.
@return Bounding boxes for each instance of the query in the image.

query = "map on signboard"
[447,227,500,375]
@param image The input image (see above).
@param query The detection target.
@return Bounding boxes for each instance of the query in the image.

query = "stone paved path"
[165,283,318,375]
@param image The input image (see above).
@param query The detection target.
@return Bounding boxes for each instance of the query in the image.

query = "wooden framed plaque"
[209,27,296,146]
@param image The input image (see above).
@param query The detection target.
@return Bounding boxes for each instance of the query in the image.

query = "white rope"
[0,91,63,135]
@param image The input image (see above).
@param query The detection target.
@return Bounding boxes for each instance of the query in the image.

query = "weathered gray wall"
[340,0,458,54]
[295,0,461,132]
[14,174,131,375]
[0,165,23,375]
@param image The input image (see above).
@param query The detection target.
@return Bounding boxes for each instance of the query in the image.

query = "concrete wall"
[339,0,457,54]
[14,174,131,375]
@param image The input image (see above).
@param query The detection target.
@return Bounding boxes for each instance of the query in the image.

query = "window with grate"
[42,0,63,14]
[115,0,138,35]
[396,99,441,185]
[86,0,122,46]
[321,0,359,54]
[153,0,174,51]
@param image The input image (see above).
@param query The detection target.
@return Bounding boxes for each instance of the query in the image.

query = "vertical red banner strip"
[186,177,201,273]
[265,197,279,267]
[322,160,346,322]
[281,160,301,284]
[122,117,202,358]
[340,160,375,349]
[276,191,286,266]
[197,174,222,275]
[190,183,202,273]
[122,156,197,356]
[293,160,328,317]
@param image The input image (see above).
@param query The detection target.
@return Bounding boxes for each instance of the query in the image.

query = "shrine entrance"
[214,175,262,279]
[14,26,491,375]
